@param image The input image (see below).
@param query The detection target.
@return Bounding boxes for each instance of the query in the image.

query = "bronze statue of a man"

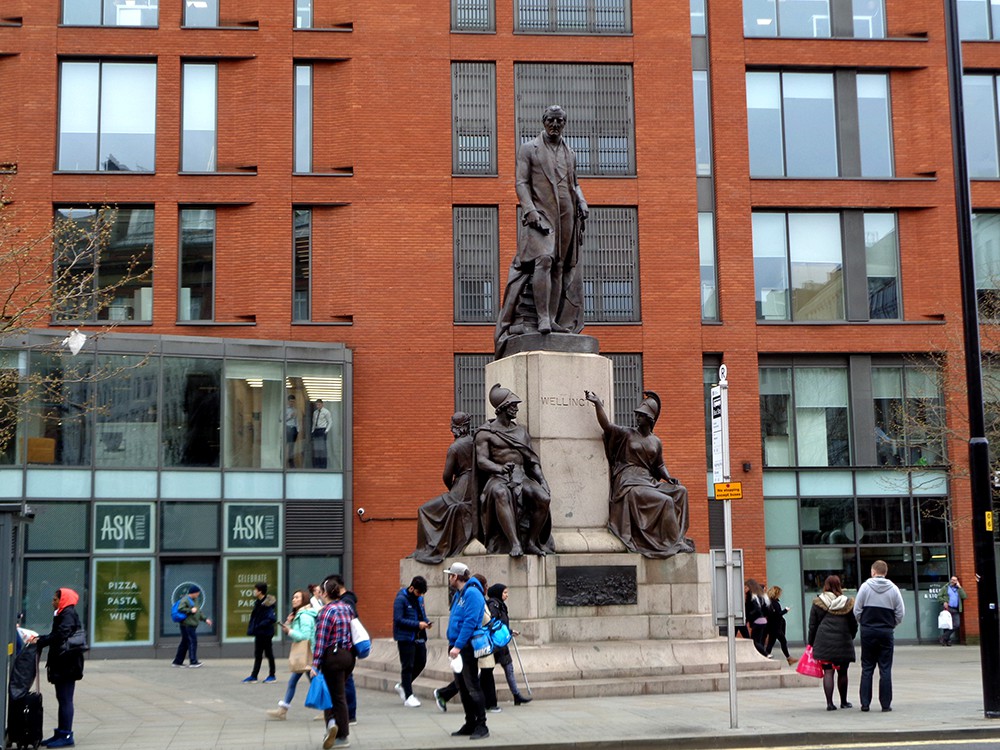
[585,389,694,559]
[412,412,478,564]
[495,105,589,358]
[475,384,553,557]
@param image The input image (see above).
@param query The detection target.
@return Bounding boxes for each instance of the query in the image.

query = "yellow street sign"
[713,482,743,500]
[988,511,994,533]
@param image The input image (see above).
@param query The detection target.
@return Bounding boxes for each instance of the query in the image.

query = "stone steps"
[353,638,814,699]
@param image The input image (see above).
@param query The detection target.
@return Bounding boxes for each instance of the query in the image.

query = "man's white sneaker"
[404,694,421,707]
[394,682,406,701]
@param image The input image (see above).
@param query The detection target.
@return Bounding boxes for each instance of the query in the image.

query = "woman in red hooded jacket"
[28,588,85,748]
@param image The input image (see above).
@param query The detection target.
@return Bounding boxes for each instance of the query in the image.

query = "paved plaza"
[55,644,1000,749]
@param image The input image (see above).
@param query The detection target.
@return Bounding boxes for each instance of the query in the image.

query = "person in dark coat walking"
[242,582,278,683]
[807,575,858,711]
[485,583,532,706]
[745,579,769,656]
[764,584,796,665]
[28,588,85,748]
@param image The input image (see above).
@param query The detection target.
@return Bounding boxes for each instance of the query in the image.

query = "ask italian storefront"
[2,332,352,657]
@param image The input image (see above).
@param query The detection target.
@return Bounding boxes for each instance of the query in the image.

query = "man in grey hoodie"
[853,560,905,712]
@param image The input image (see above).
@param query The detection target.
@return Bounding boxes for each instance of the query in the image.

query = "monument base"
[351,553,813,698]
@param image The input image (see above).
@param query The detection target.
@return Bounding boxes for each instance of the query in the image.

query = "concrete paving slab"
[48,645,1000,749]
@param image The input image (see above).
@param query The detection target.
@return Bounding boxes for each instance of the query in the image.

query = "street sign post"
[711,365,738,728]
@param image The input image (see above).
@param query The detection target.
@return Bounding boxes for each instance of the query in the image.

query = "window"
[96,354,159,467]
[62,0,158,26]
[872,366,945,467]
[746,71,893,178]
[179,208,215,321]
[454,206,499,323]
[225,360,285,469]
[743,0,884,39]
[26,351,94,467]
[293,209,311,321]
[452,0,495,31]
[162,356,221,467]
[963,75,1000,178]
[608,353,643,421]
[515,63,635,176]
[693,70,712,176]
[184,0,218,26]
[579,206,639,321]
[58,61,156,172]
[452,62,497,175]
[295,0,312,28]
[455,354,491,427]
[958,0,1000,40]
[973,213,1000,317]
[514,0,631,34]
[752,211,900,322]
[294,65,313,173]
[699,212,719,321]
[864,213,900,320]
[182,63,217,172]
[760,365,850,467]
[691,0,706,35]
[53,207,154,322]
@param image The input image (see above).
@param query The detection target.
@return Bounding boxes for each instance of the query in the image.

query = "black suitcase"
[7,690,44,749]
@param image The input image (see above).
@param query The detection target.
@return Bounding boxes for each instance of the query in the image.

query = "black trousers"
[396,639,427,698]
[321,646,356,739]
[859,627,895,710]
[455,644,486,730]
[251,633,275,678]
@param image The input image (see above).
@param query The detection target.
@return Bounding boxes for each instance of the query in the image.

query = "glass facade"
[53,207,155,323]
[62,0,159,26]
[6,333,351,651]
[58,61,157,172]
[747,71,892,178]
[179,208,215,321]
[182,64,217,172]
[753,211,901,322]
[294,65,313,173]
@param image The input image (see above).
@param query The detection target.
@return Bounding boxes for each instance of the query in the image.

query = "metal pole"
[718,366,737,728]
[942,0,1000,718]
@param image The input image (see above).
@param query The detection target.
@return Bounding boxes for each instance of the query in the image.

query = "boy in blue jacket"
[445,562,488,740]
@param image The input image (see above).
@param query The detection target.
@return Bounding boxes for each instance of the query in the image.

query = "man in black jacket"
[243,582,277,683]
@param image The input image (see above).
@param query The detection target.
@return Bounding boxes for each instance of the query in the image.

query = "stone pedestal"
[484,351,623,552]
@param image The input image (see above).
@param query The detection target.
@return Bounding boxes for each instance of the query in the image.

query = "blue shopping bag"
[304,673,333,710]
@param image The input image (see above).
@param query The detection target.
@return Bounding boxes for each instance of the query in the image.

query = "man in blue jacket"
[445,562,488,739]
[854,560,905,712]
[393,575,431,707]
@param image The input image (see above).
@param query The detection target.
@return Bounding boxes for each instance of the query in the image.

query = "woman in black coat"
[485,584,531,706]
[807,575,858,711]
[29,587,85,747]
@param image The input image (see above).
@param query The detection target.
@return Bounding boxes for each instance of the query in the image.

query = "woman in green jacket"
[267,589,318,720]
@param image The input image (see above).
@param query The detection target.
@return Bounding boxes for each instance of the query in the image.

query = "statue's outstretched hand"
[584,390,603,407]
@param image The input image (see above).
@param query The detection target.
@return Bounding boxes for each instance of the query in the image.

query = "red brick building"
[0,0,992,652]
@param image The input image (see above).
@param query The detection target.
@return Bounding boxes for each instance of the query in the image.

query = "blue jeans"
[173,625,198,665]
[346,674,357,720]
[859,627,895,709]
[283,671,311,705]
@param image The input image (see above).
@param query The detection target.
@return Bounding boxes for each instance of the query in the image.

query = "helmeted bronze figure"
[412,412,478,564]
[585,390,695,559]
[495,105,589,358]
[475,384,554,557]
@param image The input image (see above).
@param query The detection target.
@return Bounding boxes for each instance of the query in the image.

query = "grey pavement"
[59,644,1000,749]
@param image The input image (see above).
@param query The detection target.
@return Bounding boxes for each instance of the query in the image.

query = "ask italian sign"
[93,503,154,553]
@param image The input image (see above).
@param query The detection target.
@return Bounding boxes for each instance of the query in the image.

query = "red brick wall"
[0,1,988,638]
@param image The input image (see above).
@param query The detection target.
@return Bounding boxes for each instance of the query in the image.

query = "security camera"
[357,508,365,517]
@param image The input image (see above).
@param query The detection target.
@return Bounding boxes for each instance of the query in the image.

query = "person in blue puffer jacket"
[393,576,431,707]
[444,562,489,740]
